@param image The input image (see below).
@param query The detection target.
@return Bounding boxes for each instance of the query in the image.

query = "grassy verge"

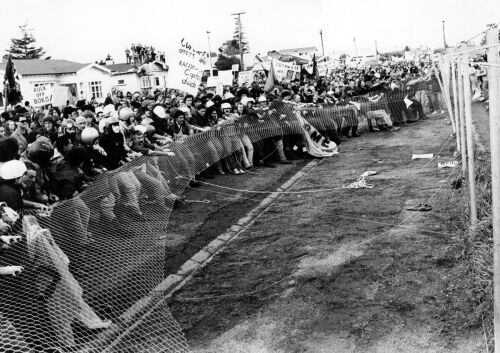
[444,148,493,351]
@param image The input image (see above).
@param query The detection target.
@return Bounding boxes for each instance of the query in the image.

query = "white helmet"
[153,105,167,118]
[134,125,147,134]
[118,107,134,121]
[81,127,100,145]
[102,104,116,116]
[258,95,267,103]
[221,103,232,110]
[241,97,255,106]
[179,106,190,114]
[1,160,27,180]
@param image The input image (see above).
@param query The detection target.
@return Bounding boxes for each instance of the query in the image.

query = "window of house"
[118,79,125,85]
[155,77,160,86]
[89,81,103,98]
[141,76,152,89]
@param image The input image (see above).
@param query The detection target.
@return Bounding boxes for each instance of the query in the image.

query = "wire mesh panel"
[0,85,439,353]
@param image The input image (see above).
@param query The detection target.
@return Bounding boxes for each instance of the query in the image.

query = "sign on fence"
[295,111,338,157]
[33,83,54,107]
[167,37,208,95]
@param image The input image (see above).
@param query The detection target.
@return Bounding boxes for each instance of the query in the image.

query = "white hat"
[205,100,214,108]
[1,160,27,180]
[103,104,115,116]
[118,107,134,121]
[241,97,255,106]
[81,127,100,145]
[153,105,167,118]
[221,102,232,110]
[258,95,267,102]
[134,125,147,134]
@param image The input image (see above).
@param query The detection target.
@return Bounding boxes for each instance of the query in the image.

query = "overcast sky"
[0,0,499,64]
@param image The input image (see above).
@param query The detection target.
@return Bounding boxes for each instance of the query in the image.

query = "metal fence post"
[461,60,478,226]
[457,54,467,172]
[486,26,500,353]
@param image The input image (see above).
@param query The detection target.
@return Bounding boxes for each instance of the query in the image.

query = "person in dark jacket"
[99,116,127,170]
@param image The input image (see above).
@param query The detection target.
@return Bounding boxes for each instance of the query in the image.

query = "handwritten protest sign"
[238,70,253,85]
[33,83,54,107]
[167,37,208,95]
[273,61,300,81]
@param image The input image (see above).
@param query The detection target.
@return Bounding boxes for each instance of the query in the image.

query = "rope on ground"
[182,134,455,195]
[173,155,461,302]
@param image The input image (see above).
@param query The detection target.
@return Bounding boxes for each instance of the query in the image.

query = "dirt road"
[116,113,484,352]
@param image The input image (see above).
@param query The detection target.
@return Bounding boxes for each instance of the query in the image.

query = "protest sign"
[166,37,208,95]
[206,76,218,88]
[33,83,54,107]
[218,70,234,85]
[238,70,253,85]
[231,64,239,72]
[273,61,300,81]
[295,111,338,157]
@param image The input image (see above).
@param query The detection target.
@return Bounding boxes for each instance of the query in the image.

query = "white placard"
[217,70,234,85]
[238,70,253,85]
[33,83,54,107]
[166,37,208,95]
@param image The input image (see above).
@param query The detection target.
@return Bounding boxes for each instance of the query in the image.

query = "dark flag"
[3,56,23,106]
[312,54,319,79]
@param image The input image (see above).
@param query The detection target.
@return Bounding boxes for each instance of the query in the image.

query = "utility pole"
[442,20,448,49]
[231,12,246,71]
[206,30,213,73]
[319,30,325,57]
[375,40,379,56]
[353,37,358,57]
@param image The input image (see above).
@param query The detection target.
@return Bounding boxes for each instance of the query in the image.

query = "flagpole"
[3,87,7,112]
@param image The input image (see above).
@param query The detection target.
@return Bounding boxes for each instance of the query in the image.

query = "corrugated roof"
[279,47,318,53]
[0,59,88,75]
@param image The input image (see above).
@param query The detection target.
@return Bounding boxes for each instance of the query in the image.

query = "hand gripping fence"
[0,83,438,353]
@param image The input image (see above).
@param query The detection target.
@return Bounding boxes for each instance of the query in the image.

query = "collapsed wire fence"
[0,80,442,353]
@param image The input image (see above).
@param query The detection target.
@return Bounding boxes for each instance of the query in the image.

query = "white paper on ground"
[412,153,434,159]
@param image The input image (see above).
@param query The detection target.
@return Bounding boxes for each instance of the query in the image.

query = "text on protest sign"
[33,83,54,107]
[294,110,338,157]
[167,38,208,95]
[272,61,300,81]
[238,70,253,85]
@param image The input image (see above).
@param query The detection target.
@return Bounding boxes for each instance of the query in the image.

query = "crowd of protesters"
[125,44,165,65]
[0,58,449,351]
[0,59,447,215]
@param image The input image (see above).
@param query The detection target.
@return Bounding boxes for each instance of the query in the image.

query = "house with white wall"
[278,47,319,61]
[104,61,168,95]
[0,59,111,107]
[0,59,170,108]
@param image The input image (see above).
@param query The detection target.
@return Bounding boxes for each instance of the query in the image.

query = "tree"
[215,39,242,70]
[214,54,240,71]
[5,24,45,59]
[233,16,249,54]
[404,45,411,51]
